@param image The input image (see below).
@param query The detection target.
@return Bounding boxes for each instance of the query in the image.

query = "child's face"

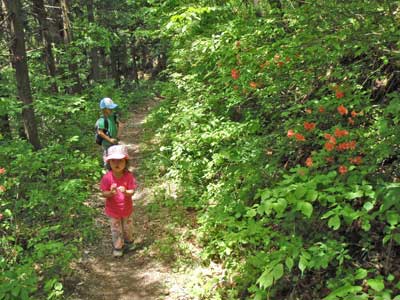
[103,108,112,116]
[109,159,126,173]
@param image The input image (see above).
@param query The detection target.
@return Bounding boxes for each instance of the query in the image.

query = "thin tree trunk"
[0,0,24,140]
[110,45,120,86]
[130,40,139,84]
[3,0,41,150]
[32,0,58,93]
[60,0,82,93]
[47,0,63,44]
[87,0,99,82]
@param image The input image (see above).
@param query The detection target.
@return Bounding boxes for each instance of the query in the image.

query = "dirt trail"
[69,97,194,300]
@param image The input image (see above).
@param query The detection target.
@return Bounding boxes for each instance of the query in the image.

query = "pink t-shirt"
[100,171,137,218]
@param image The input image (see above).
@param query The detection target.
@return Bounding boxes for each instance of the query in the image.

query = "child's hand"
[110,183,117,194]
[117,186,126,193]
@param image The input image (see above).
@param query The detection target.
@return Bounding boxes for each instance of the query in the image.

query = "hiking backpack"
[95,117,110,145]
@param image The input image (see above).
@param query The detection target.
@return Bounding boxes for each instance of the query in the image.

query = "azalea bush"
[145,1,400,299]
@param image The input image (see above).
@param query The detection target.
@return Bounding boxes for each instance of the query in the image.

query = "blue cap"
[99,97,118,109]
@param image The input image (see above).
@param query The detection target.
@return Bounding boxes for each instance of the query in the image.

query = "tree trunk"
[0,1,25,140]
[32,0,58,93]
[60,0,82,93]
[86,0,99,82]
[129,40,139,84]
[110,45,120,86]
[47,0,63,44]
[3,0,41,150]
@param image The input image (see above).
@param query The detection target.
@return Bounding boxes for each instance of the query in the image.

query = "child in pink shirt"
[100,145,137,257]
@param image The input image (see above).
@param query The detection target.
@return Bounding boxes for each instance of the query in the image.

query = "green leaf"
[354,268,368,280]
[367,278,385,292]
[273,198,287,215]
[361,220,371,231]
[246,208,257,218]
[257,268,273,289]
[298,255,308,274]
[285,257,294,271]
[345,190,363,199]
[295,186,307,199]
[328,215,341,230]
[363,202,374,211]
[387,211,399,226]
[392,233,400,245]
[272,263,284,282]
[306,190,318,202]
[298,201,313,218]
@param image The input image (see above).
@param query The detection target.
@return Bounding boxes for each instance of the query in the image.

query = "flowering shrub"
[147,1,400,299]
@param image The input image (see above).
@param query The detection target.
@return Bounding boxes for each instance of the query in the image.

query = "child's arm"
[102,183,117,198]
[97,129,118,145]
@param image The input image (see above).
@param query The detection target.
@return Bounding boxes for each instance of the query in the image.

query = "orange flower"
[319,106,325,113]
[249,81,258,89]
[336,141,356,151]
[305,108,312,114]
[338,165,348,175]
[348,141,356,150]
[0,168,5,175]
[324,133,336,144]
[304,122,316,131]
[337,104,348,116]
[325,156,334,163]
[349,156,362,165]
[351,110,357,118]
[348,117,355,125]
[335,90,345,99]
[0,186,5,192]
[231,69,240,80]
[274,54,281,61]
[295,133,306,141]
[305,157,313,167]
[287,129,295,138]
[277,61,284,67]
[334,128,349,138]
[325,142,335,151]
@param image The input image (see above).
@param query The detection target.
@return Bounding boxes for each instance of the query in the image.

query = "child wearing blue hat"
[96,97,121,160]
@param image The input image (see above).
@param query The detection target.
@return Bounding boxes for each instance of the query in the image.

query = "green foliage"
[144,0,400,298]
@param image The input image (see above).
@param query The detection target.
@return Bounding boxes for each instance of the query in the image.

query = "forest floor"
[66,96,221,300]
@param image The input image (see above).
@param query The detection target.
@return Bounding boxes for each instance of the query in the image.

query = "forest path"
[69,97,194,300]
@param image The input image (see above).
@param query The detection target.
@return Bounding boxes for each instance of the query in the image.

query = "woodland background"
[1,1,400,299]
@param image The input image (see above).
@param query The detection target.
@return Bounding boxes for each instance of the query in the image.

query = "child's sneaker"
[112,248,123,257]
[124,241,136,252]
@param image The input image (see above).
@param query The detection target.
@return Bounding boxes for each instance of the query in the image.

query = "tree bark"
[86,0,99,82]
[3,0,41,150]
[32,0,58,93]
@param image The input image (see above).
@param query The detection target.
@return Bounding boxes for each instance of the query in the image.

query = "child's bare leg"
[122,216,133,243]
[110,218,124,249]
